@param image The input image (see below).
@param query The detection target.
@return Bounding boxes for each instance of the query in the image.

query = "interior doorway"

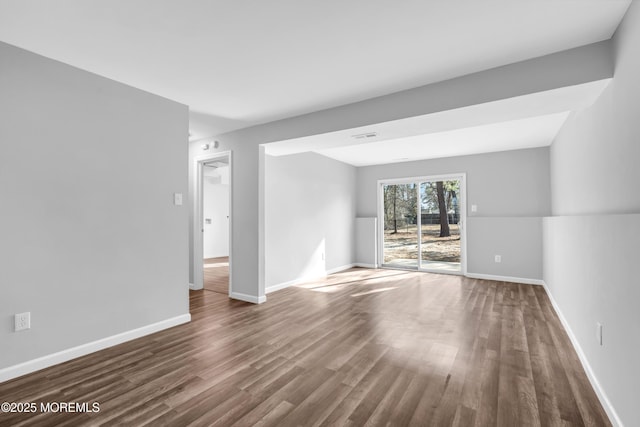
[202,159,230,294]
[193,151,232,293]
[378,174,466,275]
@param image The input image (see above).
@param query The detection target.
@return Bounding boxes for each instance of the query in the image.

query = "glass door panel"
[419,180,461,273]
[382,183,418,268]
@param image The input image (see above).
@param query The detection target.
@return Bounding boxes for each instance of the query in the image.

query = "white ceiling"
[0,0,631,142]
[317,112,571,167]
[264,79,611,166]
[0,0,631,166]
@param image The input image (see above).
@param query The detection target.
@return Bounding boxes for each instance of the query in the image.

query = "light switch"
[174,193,183,206]
[471,204,478,212]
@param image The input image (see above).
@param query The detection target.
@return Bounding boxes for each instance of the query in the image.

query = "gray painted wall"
[543,215,639,427]
[467,217,542,279]
[355,217,377,267]
[0,42,189,370]
[544,2,640,425]
[356,148,550,280]
[187,42,611,300]
[265,153,356,289]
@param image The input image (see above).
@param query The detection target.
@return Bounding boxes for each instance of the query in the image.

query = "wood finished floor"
[0,269,610,426]
[203,257,229,294]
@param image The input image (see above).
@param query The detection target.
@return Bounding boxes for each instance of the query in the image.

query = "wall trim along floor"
[230,291,267,304]
[267,269,543,294]
[0,314,191,383]
[265,264,356,294]
[465,272,544,286]
[542,281,622,427]
[354,263,377,269]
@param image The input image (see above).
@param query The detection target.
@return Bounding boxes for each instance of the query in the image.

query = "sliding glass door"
[419,179,462,273]
[380,175,465,274]
[382,183,419,268]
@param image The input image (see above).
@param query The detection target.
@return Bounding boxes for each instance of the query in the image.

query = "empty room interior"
[1,1,639,426]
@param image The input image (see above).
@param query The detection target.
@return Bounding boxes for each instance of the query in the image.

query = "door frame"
[193,150,233,292]
[377,173,467,275]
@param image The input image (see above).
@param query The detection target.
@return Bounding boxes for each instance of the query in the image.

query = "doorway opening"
[378,174,466,275]
[193,151,232,294]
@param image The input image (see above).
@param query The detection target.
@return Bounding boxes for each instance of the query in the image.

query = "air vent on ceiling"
[351,132,377,140]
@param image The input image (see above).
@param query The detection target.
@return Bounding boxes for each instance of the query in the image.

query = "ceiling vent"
[351,132,378,140]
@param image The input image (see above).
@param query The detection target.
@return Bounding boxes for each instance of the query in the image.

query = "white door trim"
[193,151,233,293]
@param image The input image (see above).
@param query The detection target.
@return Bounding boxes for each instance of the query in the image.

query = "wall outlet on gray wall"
[597,322,603,346]
[15,312,30,332]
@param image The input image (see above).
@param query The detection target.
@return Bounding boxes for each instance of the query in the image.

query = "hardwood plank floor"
[203,257,229,294]
[0,269,611,426]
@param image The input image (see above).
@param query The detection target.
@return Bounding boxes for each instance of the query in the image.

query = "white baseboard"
[354,263,377,269]
[542,282,622,427]
[230,291,266,304]
[265,279,299,294]
[326,264,355,275]
[465,272,544,285]
[0,314,191,384]
[265,264,356,294]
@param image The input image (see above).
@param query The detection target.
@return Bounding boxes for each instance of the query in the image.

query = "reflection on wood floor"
[203,256,228,295]
[0,268,611,426]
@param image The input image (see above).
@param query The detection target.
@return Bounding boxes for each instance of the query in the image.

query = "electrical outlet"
[596,322,603,346]
[321,252,325,261]
[471,204,478,212]
[494,255,502,263]
[15,312,30,332]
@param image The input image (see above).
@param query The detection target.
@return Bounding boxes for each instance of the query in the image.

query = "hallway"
[203,257,229,295]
